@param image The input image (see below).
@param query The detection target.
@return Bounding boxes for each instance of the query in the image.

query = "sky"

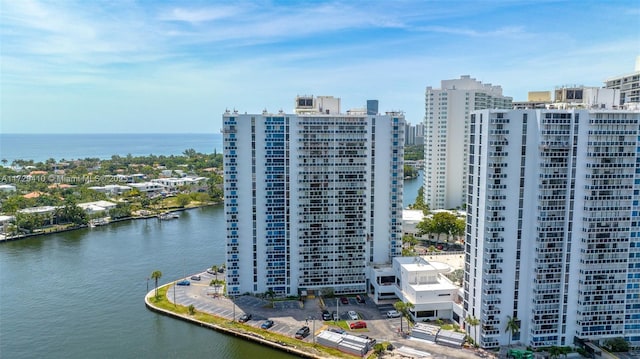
[1,0,639,134]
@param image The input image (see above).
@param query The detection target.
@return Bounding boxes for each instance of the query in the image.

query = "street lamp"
[308,316,316,345]
[232,295,236,322]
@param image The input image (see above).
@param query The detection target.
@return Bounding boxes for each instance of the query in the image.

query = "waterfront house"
[88,184,132,196]
[78,201,117,215]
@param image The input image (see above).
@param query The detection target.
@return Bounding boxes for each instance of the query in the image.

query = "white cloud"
[159,6,242,23]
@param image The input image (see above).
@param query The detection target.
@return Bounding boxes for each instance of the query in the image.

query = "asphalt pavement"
[168,270,494,359]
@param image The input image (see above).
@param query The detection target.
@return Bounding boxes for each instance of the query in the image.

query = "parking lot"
[168,270,490,359]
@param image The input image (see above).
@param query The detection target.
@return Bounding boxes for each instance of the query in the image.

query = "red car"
[340,297,349,305]
[349,321,367,329]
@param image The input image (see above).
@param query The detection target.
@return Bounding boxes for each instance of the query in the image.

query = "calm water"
[0,205,295,359]
[0,133,224,163]
[0,133,422,358]
[403,170,423,208]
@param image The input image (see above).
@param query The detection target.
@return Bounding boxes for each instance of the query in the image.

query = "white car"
[348,310,358,320]
[386,310,402,318]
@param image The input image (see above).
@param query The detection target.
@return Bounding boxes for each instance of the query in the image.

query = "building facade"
[464,108,640,349]
[605,57,640,107]
[424,76,512,210]
[223,96,405,297]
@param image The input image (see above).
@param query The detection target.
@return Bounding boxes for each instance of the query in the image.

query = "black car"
[238,313,252,323]
[295,326,310,339]
[322,310,331,321]
[261,320,274,329]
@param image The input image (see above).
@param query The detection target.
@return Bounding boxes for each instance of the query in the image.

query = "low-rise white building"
[77,201,117,215]
[88,184,132,195]
[402,209,425,236]
[17,206,60,215]
[366,254,464,323]
[128,182,164,195]
[393,256,462,322]
[150,176,207,190]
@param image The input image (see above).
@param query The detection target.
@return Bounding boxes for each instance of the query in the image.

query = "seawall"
[144,286,329,359]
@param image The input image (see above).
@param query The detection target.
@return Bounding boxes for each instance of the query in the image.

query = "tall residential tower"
[465,108,640,349]
[424,76,512,210]
[223,96,405,297]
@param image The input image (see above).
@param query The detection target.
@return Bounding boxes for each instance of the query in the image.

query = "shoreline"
[0,202,220,243]
[144,285,330,359]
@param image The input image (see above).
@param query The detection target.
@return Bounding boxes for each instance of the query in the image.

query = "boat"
[89,218,109,227]
[158,213,180,220]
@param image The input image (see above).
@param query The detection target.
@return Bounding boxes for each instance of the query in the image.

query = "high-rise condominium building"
[222,96,405,297]
[424,75,512,210]
[465,108,640,349]
[605,56,640,107]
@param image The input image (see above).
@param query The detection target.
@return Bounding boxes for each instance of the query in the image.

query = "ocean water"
[0,133,224,163]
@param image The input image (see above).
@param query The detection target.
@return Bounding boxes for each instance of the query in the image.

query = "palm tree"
[150,270,162,298]
[404,301,415,323]
[265,288,276,308]
[505,315,520,347]
[465,315,480,347]
[211,265,218,279]
[394,301,407,333]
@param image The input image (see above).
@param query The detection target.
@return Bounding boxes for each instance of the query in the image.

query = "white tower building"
[465,108,640,349]
[222,96,405,297]
[424,76,512,210]
[605,56,640,108]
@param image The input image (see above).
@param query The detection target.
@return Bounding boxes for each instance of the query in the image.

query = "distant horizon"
[0,133,223,163]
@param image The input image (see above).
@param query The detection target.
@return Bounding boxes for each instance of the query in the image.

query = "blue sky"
[1,0,639,133]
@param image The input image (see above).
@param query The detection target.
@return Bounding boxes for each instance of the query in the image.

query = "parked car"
[261,320,274,329]
[332,311,339,321]
[238,313,252,323]
[356,295,365,303]
[349,321,367,329]
[329,327,346,334]
[340,297,349,305]
[176,280,190,286]
[190,275,201,281]
[348,310,358,320]
[386,310,402,318]
[322,310,331,321]
[295,326,310,339]
[206,268,217,275]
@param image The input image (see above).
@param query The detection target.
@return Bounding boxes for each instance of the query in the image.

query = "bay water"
[0,134,422,358]
[0,205,294,359]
